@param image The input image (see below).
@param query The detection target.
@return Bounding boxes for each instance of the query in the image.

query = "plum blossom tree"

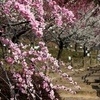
[43,0,100,60]
[0,0,81,100]
[69,3,100,55]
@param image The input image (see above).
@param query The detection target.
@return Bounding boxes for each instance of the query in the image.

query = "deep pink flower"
[36,30,43,37]
[6,57,14,64]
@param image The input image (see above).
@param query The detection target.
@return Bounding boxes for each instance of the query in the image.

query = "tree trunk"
[57,41,63,61]
[83,44,87,57]
[75,43,78,52]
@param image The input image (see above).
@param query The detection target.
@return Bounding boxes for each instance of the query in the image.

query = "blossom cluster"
[3,0,75,34]
[0,0,81,100]
[47,0,75,26]
[0,37,81,99]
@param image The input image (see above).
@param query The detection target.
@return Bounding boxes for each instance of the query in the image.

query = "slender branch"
[12,28,31,43]
[2,21,30,27]
[0,91,9,100]
[0,63,12,87]
[0,76,10,87]
[0,63,17,100]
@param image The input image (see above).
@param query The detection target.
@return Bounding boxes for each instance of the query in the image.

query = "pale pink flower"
[49,90,55,100]
[68,65,73,70]
[37,57,42,61]
[31,20,39,29]
[40,66,46,70]
[41,47,48,53]
[13,73,21,78]
[21,89,27,94]
[22,51,28,57]
[39,42,45,47]
[46,87,50,92]
[43,81,48,89]
[39,72,44,77]
[62,73,68,77]
[11,86,14,89]
[44,76,50,82]
[10,98,14,100]
[31,58,36,63]
[68,11,74,18]
[68,77,73,81]
[18,77,23,82]
[55,17,62,27]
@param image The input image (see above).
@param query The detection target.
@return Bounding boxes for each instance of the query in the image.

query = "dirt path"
[61,97,100,100]
[51,66,100,100]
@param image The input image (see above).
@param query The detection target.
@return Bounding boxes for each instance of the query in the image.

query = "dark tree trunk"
[12,28,30,43]
[0,42,7,58]
[83,44,87,57]
[75,42,78,52]
[57,41,63,61]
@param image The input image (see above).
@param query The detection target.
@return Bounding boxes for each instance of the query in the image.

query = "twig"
[0,91,9,100]
[0,76,10,87]
[0,63,17,100]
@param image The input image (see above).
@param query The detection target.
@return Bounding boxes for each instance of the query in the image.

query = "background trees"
[0,0,81,100]
[43,0,100,60]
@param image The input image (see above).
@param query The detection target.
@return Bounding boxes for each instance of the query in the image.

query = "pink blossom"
[35,30,43,37]
[68,65,73,70]
[1,38,10,45]
[75,85,81,90]
[59,61,65,66]
[22,51,28,57]
[21,88,27,94]
[31,58,36,63]
[39,72,44,77]
[6,57,14,64]
[68,11,74,18]
[44,76,51,82]
[49,90,55,100]
[28,50,33,55]
[46,87,50,92]
[18,77,23,82]
[40,66,46,70]
[38,41,45,47]
[55,18,63,27]
[43,81,48,89]
[62,73,68,77]
[10,98,14,100]
[37,6,44,15]
[30,20,39,29]
[41,47,48,53]
[3,0,12,14]
[37,57,42,61]
[68,77,73,81]
[26,70,33,75]
[14,2,20,10]
[13,73,21,78]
